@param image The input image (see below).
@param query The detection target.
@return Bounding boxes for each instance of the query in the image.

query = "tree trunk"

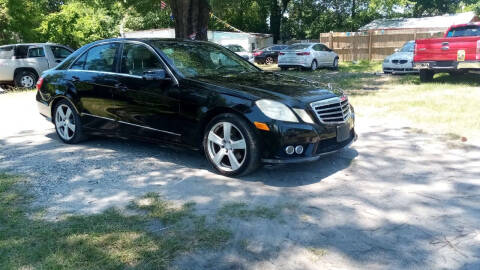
[169,0,210,40]
[270,0,281,43]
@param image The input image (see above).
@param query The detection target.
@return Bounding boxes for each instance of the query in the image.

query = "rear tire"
[14,71,37,88]
[203,113,261,176]
[53,100,87,144]
[265,57,274,65]
[419,70,434,82]
[331,58,339,70]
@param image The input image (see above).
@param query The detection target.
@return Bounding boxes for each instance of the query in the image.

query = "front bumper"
[383,62,417,74]
[259,114,356,164]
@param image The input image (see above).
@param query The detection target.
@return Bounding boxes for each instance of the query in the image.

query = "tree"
[269,0,290,43]
[411,0,477,16]
[169,0,211,40]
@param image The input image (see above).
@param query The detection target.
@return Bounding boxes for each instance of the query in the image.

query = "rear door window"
[0,46,14,59]
[70,43,119,72]
[50,46,72,59]
[28,47,45,58]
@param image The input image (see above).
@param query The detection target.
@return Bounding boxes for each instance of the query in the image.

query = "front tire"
[310,60,318,71]
[14,71,37,88]
[203,113,260,176]
[53,100,86,144]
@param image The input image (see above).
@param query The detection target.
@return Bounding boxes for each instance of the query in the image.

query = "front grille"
[310,97,351,124]
[392,60,408,64]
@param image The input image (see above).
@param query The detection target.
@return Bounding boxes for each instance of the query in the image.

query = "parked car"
[36,38,356,176]
[0,43,73,88]
[278,43,339,71]
[414,22,480,82]
[253,45,288,65]
[383,41,418,74]
[225,44,254,63]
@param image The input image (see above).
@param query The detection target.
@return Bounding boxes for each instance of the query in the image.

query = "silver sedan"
[278,43,339,71]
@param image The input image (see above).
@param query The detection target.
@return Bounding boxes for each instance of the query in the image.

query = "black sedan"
[36,38,356,176]
[253,45,289,65]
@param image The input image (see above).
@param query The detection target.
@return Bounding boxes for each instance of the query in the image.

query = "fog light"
[285,146,294,155]
[295,145,304,154]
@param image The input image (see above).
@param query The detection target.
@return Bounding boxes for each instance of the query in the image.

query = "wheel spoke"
[213,148,226,165]
[227,151,241,170]
[231,139,246,150]
[67,122,76,132]
[65,108,72,120]
[62,127,69,139]
[57,108,66,120]
[56,120,64,128]
[223,123,231,141]
[208,131,223,146]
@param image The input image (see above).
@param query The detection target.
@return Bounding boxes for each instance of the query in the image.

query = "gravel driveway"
[1,91,479,270]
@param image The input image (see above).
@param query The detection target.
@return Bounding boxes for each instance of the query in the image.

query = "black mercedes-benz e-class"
[36,38,356,176]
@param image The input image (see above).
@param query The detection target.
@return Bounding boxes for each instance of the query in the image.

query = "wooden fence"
[319,29,446,62]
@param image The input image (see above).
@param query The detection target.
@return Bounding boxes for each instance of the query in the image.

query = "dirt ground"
[1,91,479,269]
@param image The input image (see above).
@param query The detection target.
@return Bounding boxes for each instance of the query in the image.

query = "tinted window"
[15,46,29,59]
[121,43,163,76]
[51,46,72,58]
[28,47,45,58]
[71,43,119,72]
[226,45,245,52]
[271,46,284,50]
[0,46,14,59]
[447,26,480,37]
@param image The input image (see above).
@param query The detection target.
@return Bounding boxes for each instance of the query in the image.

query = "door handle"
[441,46,450,51]
[71,76,80,82]
[115,83,128,92]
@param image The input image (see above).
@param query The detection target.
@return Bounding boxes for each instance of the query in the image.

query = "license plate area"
[336,124,350,142]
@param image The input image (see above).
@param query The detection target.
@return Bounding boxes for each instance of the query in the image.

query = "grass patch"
[0,173,231,270]
[217,202,284,220]
[339,60,382,73]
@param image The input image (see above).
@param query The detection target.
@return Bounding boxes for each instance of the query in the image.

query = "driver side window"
[121,43,163,76]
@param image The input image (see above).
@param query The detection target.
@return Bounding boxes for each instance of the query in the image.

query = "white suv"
[0,43,73,88]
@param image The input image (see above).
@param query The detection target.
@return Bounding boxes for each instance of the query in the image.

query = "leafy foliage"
[0,0,476,47]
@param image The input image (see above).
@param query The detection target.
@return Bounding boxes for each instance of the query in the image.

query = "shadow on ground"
[1,122,479,269]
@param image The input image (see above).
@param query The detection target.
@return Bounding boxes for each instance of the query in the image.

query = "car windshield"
[287,44,310,50]
[400,42,415,52]
[152,41,258,78]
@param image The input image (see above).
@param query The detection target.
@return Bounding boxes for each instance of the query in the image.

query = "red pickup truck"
[414,23,480,82]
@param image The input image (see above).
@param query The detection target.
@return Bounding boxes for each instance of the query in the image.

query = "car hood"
[190,72,343,105]
[387,51,413,60]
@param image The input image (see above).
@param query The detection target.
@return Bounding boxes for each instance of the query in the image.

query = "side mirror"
[143,69,168,81]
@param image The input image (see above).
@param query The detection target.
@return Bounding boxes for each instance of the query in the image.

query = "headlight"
[256,99,298,122]
[293,108,314,124]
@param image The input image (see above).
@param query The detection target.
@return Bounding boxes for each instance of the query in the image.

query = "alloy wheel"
[55,104,76,141]
[311,60,317,71]
[20,75,35,88]
[265,57,274,65]
[207,122,247,172]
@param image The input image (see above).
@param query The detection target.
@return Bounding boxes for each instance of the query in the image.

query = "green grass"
[339,60,383,73]
[217,202,292,220]
[0,173,231,270]
[280,69,480,142]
